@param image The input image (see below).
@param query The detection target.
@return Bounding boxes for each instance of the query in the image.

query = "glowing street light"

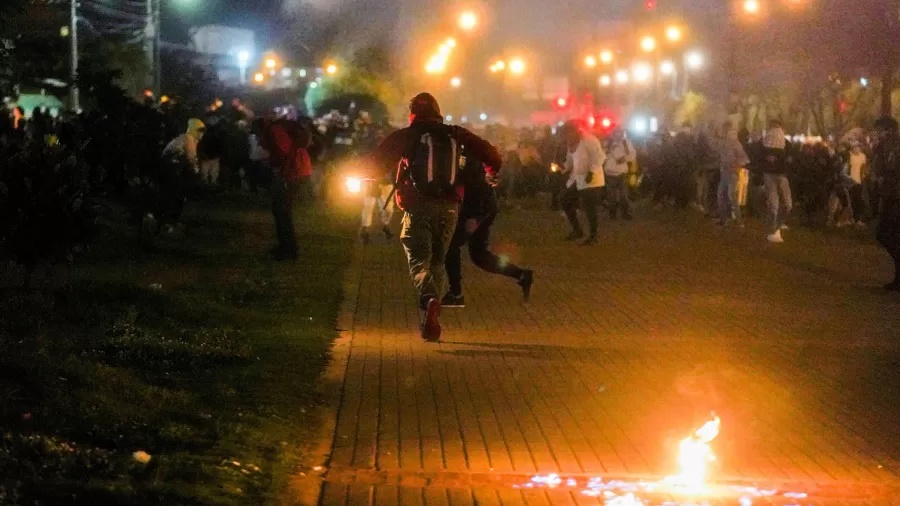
[237,50,250,84]
[599,74,612,87]
[445,37,457,48]
[633,62,653,83]
[743,0,761,14]
[509,58,526,75]
[615,70,630,84]
[665,25,683,42]
[325,63,338,75]
[686,50,704,69]
[584,55,598,68]
[450,76,462,88]
[600,50,614,64]
[493,60,506,71]
[640,35,657,53]
[253,72,265,84]
[265,57,277,70]
[660,60,675,76]
[458,10,478,31]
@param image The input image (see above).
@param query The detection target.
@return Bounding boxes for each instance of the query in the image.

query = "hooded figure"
[162,118,205,172]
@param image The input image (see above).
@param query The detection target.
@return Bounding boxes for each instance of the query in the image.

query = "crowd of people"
[4,89,899,340]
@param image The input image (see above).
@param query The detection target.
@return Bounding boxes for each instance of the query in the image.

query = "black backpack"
[402,122,461,198]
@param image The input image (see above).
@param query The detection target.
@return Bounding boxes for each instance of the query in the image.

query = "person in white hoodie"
[560,120,607,245]
[603,128,636,220]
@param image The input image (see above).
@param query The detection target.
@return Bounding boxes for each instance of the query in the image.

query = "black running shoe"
[518,270,534,302]
[441,293,466,308]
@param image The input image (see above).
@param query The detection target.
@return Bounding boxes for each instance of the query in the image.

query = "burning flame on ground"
[519,415,809,505]
[665,415,721,491]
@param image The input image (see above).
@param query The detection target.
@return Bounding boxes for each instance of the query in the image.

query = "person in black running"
[442,154,534,308]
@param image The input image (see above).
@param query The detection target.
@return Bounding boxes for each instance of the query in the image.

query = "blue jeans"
[763,174,792,232]
[717,170,741,222]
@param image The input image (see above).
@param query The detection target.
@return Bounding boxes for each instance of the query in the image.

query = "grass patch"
[0,192,354,504]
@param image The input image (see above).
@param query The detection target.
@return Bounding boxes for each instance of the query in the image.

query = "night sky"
[161,0,883,86]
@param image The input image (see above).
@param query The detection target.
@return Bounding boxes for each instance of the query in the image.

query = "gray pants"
[717,171,741,222]
[764,173,792,232]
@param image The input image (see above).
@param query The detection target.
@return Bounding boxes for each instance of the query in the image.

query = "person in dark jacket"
[262,118,313,261]
[871,116,900,290]
[368,93,502,341]
[442,155,534,308]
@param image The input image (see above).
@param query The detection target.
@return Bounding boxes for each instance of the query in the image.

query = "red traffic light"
[645,0,657,9]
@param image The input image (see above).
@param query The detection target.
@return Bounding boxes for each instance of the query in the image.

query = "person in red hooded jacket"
[263,117,313,261]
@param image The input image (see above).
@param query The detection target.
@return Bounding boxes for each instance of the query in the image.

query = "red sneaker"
[421,297,442,341]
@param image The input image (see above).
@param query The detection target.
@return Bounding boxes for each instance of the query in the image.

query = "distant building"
[189,25,255,87]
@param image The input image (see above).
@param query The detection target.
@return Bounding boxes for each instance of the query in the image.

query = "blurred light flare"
[686,51,704,69]
[585,55,598,68]
[509,58,526,75]
[600,50,614,64]
[666,25,683,42]
[660,60,675,76]
[599,74,612,87]
[458,10,478,31]
[640,35,657,53]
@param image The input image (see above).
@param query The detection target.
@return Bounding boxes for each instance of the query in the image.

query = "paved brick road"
[302,205,900,505]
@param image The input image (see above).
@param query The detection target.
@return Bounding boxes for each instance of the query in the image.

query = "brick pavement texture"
[295,207,900,506]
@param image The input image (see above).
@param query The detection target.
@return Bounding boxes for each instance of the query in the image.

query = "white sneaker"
[767,230,784,243]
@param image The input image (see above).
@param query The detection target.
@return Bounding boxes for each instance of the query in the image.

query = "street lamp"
[450,76,462,88]
[683,50,704,94]
[458,11,478,31]
[633,62,653,84]
[660,60,675,76]
[237,50,250,84]
[640,35,657,53]
[253,72,265,84]
[509,58,526,75]
[665,25,683,43]
[743,0,761,14]
[585,55,598,68]
[600,50,614,64]
[686,51,704,70]
[599,74,612,87]
[615,70,630,84]
[325,63,338,75]
[265,57,277,70]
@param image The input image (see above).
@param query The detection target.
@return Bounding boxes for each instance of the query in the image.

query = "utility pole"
[70,0,80,111]
[154,0,161,94]
[145,0,156,93]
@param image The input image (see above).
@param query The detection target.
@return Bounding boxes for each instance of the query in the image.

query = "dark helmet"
[409,93,441,121]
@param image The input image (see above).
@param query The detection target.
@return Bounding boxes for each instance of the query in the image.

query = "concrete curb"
[285,241,362,505]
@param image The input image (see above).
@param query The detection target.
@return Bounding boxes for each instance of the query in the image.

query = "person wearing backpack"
[368,93,502,341]
[263,117,313,261]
